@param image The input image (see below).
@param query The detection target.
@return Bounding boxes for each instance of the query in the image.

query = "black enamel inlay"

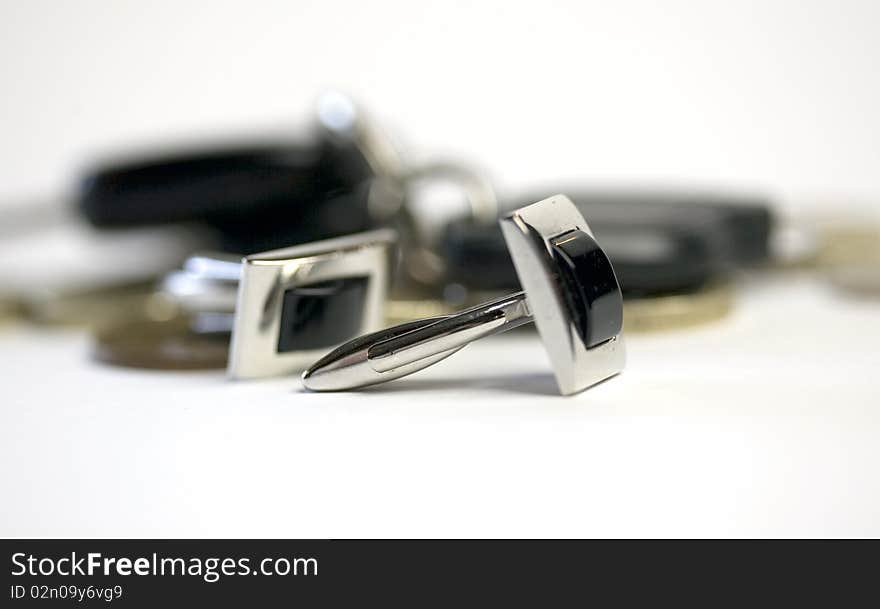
[276,277,369,353]
[551,230,623,347]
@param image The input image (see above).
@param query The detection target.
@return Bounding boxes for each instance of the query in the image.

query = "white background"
[2,0,880,206]
[1,1,878,537]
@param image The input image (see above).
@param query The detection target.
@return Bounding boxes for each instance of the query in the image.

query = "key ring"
[318,91,498,288]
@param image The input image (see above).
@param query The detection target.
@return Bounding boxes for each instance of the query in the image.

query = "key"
[441,189,774,297]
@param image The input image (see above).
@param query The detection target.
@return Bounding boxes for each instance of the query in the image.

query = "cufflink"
[228,229,396,378]
[302,195,625,395]
[156,229,397,378]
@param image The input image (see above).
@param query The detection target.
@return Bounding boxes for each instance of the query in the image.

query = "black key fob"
[560,190,774,267]
[77,133,375,254]
[442,190,774,296]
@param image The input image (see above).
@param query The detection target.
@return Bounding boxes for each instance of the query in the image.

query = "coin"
[92,315,230,370]
[23,282,170,327]
[0,297,22,324]
[622,283,735,333]
[385,298,457,324]
[819,226,880,297]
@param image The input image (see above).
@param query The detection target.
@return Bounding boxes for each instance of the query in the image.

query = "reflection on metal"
[303,195,627,396]
[227,229,397,379]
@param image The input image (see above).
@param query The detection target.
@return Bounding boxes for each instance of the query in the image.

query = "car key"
[77,99,377,255]
[441,189,774,297]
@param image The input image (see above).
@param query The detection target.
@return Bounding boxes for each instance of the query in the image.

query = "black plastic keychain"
[77,95,378,255]
[441,189,774,297]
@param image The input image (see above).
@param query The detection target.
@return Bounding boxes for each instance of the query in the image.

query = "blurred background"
[2,0,879,537]
[2,0,879,207]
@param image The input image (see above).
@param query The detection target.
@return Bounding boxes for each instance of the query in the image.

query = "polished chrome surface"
[368,291,530,372]
[161,252,241,314]
[500,195,625,395]
[302,292,531,390]
[226,229,396,379]
[300,316,462,391]
[302,195,626,395]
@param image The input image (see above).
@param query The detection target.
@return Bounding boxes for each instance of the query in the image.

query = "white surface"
[2,273,878,537]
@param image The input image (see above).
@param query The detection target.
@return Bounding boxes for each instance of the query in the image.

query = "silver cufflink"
[302,195,626,395]
[163,229,397,379]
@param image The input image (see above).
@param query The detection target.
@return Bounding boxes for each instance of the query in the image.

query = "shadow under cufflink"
[298,372,561,397]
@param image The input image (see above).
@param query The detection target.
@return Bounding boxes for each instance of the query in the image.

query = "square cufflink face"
[500,195,625,395]
[227,229,396,379]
